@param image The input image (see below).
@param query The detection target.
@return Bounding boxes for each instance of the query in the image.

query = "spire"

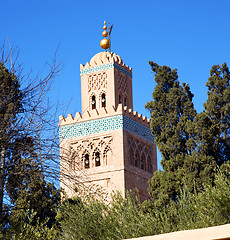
[100,21,110,51]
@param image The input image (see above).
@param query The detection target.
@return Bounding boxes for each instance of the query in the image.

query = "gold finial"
[103,21,107,30]
[100,21,110,51]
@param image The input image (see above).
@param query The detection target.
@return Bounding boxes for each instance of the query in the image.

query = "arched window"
[147,155,153,173]
[101,93,106,108]
[129,147,134,165]
[95,152,100,167]
[124,97,127,106]
[119,95,122,104]
[84,154,89,169]
[134,151,140,168]
[141,153,146,170]
[92,95,96,110]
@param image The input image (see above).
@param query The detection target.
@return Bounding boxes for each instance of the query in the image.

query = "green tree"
[57,170,230,239]
[146,62,230,209]
[0,46,61,237]
[195,63,230,165]
[0,62,23,219]
[145,62,197,208]
[58,192,158,240]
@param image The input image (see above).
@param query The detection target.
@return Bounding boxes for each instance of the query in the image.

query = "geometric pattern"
[59,115,154,143]
[117,73,128,94]
[88,72,107,92]
[80,63,132,78]
[123,116,154,143]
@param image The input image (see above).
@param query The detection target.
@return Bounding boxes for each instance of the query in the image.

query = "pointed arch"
[102,93,106,108]
[119,93,122,104]
[140,152,146,170]
[103,146,112,165]
[147,153,153,173]
[82,151,90,169]
[124,94,128,106]
[89,92,97,110]
[93,149,101,167]
[134,150,140,168]
[129,146,135,166]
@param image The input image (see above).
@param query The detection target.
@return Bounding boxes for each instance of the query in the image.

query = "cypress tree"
[145,62,230,209]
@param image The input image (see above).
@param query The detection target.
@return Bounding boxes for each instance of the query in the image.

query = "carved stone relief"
[88,72,107,92]
[67,135,113,171]
[117,72,128,95]
[128,136,153,173]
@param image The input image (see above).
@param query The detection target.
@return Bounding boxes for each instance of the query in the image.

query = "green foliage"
[145,62,196,165]
[146,62,230,209]
[57,170,230,239]
[0,61,24,220]
[4,211,58,240]
[58,192,158,240]
[161,170,230,231]
[0,62,23,132]
[0,49,61,238]
[108,192,157,239]
[195,63,230,165]
[10,178,60,228]
[57,196,112,240]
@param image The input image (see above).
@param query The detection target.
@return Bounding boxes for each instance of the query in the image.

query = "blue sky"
[1,0,230,169]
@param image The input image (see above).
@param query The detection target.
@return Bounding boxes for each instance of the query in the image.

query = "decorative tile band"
[80,63,132,78]
[114,64,132,78]
[123,116,154,143]
[59,115,154,143]
[59,115,123,140]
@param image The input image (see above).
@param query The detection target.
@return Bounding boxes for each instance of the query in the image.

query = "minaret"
[59,22,157,201]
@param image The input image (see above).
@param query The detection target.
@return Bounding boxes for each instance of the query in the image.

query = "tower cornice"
[80,51,132,77]
[80,63,132,78]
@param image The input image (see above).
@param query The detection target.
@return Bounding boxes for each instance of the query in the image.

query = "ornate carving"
[68,135,113,170]
[88,72,107,92]
[117,72,128,95]
[128,136,153,173]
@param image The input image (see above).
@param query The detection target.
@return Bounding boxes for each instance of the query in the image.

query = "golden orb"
[103,21,107,30]
[100,38,110,49]
[102,30,108,37]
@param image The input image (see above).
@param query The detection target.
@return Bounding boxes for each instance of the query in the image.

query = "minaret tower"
[59,22,157,201]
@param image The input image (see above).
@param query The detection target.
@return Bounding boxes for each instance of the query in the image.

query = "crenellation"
[59,104,151,128]
[116,103,123,112]
[90,61,96,67]
[66,113,74,122]
[59,115,65,124]
[74,112,82,121]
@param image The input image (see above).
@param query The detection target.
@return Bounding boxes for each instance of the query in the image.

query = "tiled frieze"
[123,116,154,143]
[59,115,123,140]
[80,63,132,78]
[59,115,154,143]
[114,64,132,78]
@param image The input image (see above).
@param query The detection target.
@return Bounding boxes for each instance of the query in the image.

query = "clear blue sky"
[1,0,230,169]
